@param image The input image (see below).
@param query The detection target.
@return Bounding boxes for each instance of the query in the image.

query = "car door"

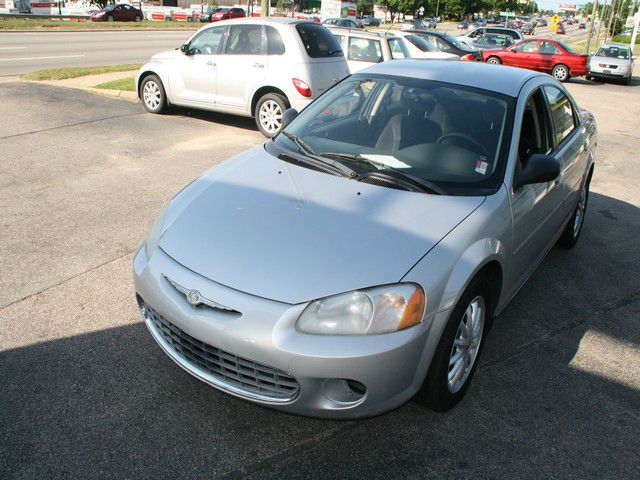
[215,24,267,111]
[542,85,587,219]
[509,87,566,285]
[508,40,539,68]
[169,25,226,107]
[537,41,560,73]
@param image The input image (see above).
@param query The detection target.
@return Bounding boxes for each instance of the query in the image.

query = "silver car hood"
[590,55,630,67]
[158,146,484,304]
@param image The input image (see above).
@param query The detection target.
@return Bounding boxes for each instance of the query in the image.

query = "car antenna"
[385,20,397,34]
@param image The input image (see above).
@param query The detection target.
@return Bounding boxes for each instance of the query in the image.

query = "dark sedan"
[405,30,481,60]
[90,4,143,22]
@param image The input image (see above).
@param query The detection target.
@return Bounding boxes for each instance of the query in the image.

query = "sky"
[536,0,587,12]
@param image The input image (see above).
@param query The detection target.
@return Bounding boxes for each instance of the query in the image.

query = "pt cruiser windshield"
[271,75,515,196]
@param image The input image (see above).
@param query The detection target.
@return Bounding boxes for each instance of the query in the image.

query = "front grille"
[599,63,618,69]
[143,303,299,401]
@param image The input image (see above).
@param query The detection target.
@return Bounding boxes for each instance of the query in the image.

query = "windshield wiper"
[280,132,357,178]
[320,152,444,195]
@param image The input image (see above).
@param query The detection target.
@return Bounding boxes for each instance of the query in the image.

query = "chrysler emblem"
[186,289,201,306]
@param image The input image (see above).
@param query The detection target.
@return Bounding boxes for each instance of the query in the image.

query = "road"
[0,76,639,478]
[0,30,194,76]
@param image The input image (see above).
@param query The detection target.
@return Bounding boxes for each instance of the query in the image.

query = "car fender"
[136,63,174,104]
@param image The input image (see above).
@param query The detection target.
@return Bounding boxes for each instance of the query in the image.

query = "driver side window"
[513,41,539,53]
[518,89,552,164]
[189,26,226,55]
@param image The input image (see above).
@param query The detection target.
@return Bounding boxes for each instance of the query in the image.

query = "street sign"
[550,14,560,31]
[500,11,515,17]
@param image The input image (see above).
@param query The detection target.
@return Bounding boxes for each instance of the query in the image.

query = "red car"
[556,23,566,34]
[482,38,588,82]
[90,4,143,22]
[205,7,245,22]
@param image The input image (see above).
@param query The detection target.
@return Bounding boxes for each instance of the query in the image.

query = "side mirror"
[281,108,299,129]
[180,44,192,55]
[514,154,560,189]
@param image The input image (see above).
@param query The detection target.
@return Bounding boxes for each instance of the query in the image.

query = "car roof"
[355,59,542,97]
[326,26,393,38]
[211,17,311,26]
[600,42,631,48]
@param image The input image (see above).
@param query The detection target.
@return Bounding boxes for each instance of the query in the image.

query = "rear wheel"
[255,93,289,138]
[552,64,570,82]
[134,15,142,22]
[416,275,492,412]
[558,173,590,248]
[585,74,592,81]
[486,56,501,65]
[107,14,114,22]
[140,74,167,114]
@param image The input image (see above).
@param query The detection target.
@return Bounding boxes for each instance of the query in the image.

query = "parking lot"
[1,68,639,479]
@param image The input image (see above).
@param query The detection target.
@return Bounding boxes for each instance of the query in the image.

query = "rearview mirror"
[282,108,299,129]
[514,154,560,189]
[180,44,192,55]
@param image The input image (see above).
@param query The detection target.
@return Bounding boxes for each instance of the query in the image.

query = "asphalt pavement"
[0,78,639,479]
[0,30,194,76]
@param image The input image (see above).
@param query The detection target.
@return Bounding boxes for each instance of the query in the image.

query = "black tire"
[558,172,591,248]
[585,75,592,81]
[107,15,114,22]
[416,275,492,412]
[140,74,167,114]
[135,15,142,22]
[254,92,289,138]
[624,76,631,86]
[552,63,570,82]
[486,56,502,65]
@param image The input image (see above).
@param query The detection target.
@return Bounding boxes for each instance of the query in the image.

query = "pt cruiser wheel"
[255,93,289,138]
[140,75,167,114]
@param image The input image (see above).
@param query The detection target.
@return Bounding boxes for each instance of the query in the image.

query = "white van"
[136,18,350,137]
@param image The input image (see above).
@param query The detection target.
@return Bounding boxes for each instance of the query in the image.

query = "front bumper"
[134,246,442,418]
[588,66,630,79]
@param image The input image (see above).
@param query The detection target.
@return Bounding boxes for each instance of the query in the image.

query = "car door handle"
[253,63,265,69]
[206,61,216,67]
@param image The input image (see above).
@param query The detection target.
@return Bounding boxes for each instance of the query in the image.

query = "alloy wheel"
[573,183,587,237]
[259,100,283,135]
[143,81,161,111]
[554,66,568,81]
[448,296,485,394]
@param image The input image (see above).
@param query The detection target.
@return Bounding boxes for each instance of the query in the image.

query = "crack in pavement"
[0,112,143,140]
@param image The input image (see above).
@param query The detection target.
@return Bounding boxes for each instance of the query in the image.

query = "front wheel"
[134,15,142,22]
[107,15,114,22]
[255,93,289,138]
[140,74,167,114]
[416,275,491,412]
[552,64,570,82]
[486,56,501,65]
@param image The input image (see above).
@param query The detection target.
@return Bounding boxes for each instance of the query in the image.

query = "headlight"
[297,284,426,335]
[145,208,167,259]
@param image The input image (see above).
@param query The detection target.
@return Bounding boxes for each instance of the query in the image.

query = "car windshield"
[405,35,436,52]
[104,4,116,10]
[596,46,630,59]
[441,33,468,50]
[272,76,514,195]
[476,34,513,47]
[216,7,229,12]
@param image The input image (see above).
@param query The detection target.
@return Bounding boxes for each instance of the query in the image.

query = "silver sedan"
[587,42,635,85]
[134,60,596,418]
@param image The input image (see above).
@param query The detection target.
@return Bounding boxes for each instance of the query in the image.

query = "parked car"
[457,26,523,46]
[328,28,411,72]
[483,39,588,82]
[536,18,548,27]
[406,30,482,60]
[556,23,566,34]
[136,18,349,137]
[400,19,428,31]
[457,20,469,29]
[579,22,587,29]
[362,16,380,27]
[587,42,635,85]
[470,33,515,50]
[201,7,245,22]
[392,31,459,60]
[135,59,596,418]
[520,22,536,35]
[90,3,143,22]
[209,7,247,22]
[323,17,361,29]
[423,18,437,28]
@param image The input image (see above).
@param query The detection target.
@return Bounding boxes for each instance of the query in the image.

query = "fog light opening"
[321,378,367,405]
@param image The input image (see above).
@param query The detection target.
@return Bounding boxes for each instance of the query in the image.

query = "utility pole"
[261,0,269,17]
[631,6,640,46]
[595,0,608,47]
[585,0,599,53]
[605,0,618,42]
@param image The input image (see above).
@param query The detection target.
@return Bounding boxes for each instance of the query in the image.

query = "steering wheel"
[436,133,490,160]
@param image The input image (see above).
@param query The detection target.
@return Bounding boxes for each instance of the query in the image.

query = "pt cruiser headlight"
[297,284,426,335]
[145,208,167,259]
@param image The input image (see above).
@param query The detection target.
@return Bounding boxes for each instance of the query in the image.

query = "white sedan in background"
[392,31,459,61]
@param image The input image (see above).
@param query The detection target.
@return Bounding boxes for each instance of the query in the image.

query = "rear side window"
[225,24,264,55]
[266,26,285,55]
[539,41,559,55]
[296,23,343,58]
[543,86,577,146]
[388,37,410,59]
[348,37,382,63]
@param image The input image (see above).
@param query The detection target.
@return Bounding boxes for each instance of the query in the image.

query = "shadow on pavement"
[1,193,639,479]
